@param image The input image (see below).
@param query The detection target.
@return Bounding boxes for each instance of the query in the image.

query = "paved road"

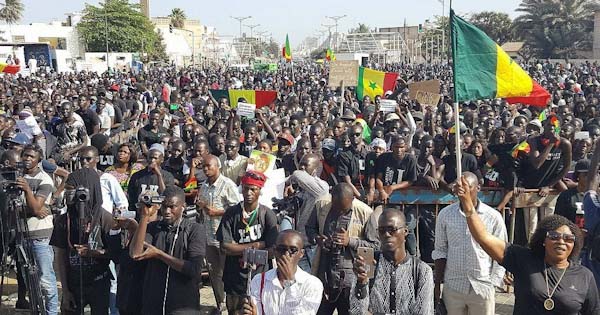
[1,275,515,314]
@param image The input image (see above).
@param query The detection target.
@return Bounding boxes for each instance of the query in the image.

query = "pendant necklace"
[543,262,567,311]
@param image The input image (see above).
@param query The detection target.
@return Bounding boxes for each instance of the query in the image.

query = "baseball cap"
[6,133,30,146]
[277,134,295,146]
[149,143,165,155]
[527,119,543,131]
[385,113,400,122]
[575,159,591,173]
[322,138,336,151]
[370,138,387,150]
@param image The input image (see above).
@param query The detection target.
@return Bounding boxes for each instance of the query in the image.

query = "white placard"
[575,131,590,140]
[380,99,397,113]
[236,102,256,119]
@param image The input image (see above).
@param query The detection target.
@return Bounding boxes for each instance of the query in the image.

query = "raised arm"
[456,176,506,263]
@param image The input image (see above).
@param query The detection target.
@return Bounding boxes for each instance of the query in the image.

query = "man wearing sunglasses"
[241,230,323,315]
[351,207,434,314]
[337,124,369,199]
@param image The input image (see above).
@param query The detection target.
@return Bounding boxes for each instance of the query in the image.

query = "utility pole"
[230,16,252,39]
[322,24,335,49]
[438,0,445,61]
[325,15,347,51]
[244,24,260,59]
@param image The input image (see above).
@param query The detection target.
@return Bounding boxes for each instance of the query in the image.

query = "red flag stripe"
[255,91,278,108]
[382,72,399,93]
[505,81,551,107]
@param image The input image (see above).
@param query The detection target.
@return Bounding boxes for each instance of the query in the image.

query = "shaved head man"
[197,154,240,312]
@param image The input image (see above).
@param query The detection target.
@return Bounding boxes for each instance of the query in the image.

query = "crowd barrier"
[387,187,559,244]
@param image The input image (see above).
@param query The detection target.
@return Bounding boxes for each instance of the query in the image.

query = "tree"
[310,48,327,60]
[0,0,23,25]
[349,23,371,33]
[169,8,186,28]
[469,11,514,44]
[420,15,450,60]
[513,0,599,58]
[77,0,167,62]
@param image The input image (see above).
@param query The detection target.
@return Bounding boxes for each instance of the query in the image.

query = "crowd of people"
[0,59,598,315]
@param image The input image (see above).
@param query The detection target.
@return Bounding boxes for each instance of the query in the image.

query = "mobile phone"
[242,248,269,267]
[357,247,375,279]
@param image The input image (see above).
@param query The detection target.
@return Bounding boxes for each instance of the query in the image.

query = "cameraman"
[284,153,329,271]
[50,168,119,314]
[15,145,59,314]
[129,185,206,315]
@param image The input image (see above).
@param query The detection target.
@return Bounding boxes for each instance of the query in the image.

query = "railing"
[387,187,559,244]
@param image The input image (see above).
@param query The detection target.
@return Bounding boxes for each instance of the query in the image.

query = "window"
[38,37,67,50]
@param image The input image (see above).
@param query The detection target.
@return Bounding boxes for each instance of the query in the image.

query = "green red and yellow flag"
[326,48,336,61]
[451,10,550,107]
[356,67,398,101]
[183,177,197,192]
[209,89,278,109]
[511,140,531,158]
[0,63,19,74]
[282,34,292,61]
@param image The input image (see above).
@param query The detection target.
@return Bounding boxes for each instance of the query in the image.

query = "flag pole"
[450,7,462,181]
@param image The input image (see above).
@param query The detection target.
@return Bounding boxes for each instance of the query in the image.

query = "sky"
[20,0,523,44]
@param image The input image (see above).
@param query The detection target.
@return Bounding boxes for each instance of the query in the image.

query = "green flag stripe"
[357,66,365,101]
[452,11,498,102]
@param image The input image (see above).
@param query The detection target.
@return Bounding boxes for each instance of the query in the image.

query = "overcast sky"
[20,0,523,44]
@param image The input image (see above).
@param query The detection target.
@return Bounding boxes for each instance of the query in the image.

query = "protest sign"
[236,102,256,119]
[408,79,442,106]
[380,99,397,113]
[247,150,277,173]
[328,60,359,87]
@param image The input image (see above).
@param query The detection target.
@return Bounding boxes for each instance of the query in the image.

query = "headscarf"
[241,171,267,188]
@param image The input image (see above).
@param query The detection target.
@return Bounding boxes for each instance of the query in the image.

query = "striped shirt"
[198,174,240,247]
[432,200,507,299]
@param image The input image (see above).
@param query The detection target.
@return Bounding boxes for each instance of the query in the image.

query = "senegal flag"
[451,10,550,107]
[0,63,19,74]
[326,48,336,61]
[283,34,292,61]
[356,67,398,101]
[209,89,278,109]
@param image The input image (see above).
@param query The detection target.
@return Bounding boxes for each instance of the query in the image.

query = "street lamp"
[230,16,252,38]
[244,24,260,58]
[325,15,347,50]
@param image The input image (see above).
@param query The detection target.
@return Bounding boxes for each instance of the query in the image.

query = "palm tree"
[513,0,598,58]
[169,8,186,29]
[0,0,23,25]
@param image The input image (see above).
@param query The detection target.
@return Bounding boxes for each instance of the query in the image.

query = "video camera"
[0,162,27,195]
[139,194,165,207]
[271,193,303,221]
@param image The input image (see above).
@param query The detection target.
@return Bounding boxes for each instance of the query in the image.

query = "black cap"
[575,159,591,173]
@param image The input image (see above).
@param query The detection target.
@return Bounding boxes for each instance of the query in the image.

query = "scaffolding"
[337,31,440,64]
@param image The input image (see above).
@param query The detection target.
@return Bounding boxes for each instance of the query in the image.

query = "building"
[140,0,150,18]
[152,17,203,66]
[0,16,85,72]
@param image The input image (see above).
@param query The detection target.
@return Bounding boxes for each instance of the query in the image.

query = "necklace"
[543,262,568,311]
[241,204,259,233]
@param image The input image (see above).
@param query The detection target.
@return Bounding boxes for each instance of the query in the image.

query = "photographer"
[50,168,119,314]
[128,144,175,214]
[129,185,206,315]
[15,144,59,314]
[284,153,329,271]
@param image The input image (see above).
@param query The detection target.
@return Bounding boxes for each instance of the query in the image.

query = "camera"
[140,194,165,206]
[271,194,303,220]
[182,205,199,220]
[112,207,136,220]
[74,187,90,202]
[242,247,269,268]
[1,162,27,195]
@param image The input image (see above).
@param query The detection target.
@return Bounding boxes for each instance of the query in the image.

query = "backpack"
[588,221,600,263]
[369,252,420,299]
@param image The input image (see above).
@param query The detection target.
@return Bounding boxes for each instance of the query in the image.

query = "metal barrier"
[387,187,559,244]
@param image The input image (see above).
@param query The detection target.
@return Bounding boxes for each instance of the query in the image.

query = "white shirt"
[100,172,128,213]
[249,267,323,315]
[432,201,507,299]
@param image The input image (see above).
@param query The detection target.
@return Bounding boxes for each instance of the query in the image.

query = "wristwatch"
[282,279,296,289]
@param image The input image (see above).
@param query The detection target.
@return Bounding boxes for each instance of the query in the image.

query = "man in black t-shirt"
[441,134,481,190]
[138,110,169,156]
[375,135,418,255]
[76,96,100,137]
[128,145,175,213]
[216,171,278,315]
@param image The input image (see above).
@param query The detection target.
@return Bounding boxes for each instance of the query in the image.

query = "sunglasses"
[244,171,265,181]
[274,245,299,255]
[546,231,576,243]
[79,156,94,162]
[377,226,407,235]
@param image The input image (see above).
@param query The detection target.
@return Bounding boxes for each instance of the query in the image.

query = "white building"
[0,15,85,72]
